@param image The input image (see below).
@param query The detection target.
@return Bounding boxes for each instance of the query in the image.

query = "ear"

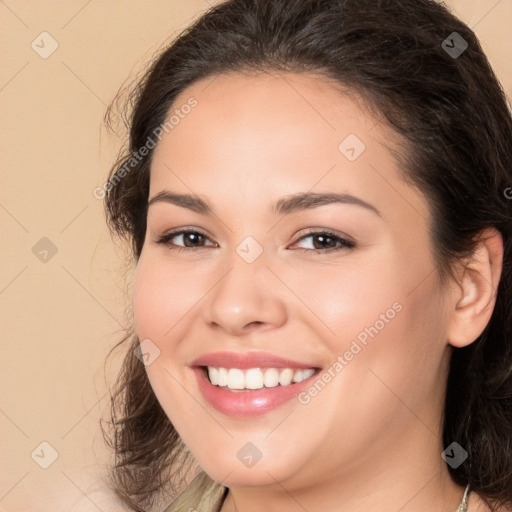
[447,227,503,348]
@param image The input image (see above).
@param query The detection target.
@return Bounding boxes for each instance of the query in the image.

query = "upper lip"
[190,351,321,369]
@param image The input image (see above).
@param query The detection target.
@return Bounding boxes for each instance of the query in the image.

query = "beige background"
[1,1,511,511]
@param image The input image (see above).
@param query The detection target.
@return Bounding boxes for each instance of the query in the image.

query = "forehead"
[153,71,379,167]
[149,71,429,225]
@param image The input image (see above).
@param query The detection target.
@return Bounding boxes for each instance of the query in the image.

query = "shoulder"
[161,472,227,512]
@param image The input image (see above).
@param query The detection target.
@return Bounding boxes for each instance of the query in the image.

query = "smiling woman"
[101,1,512,512]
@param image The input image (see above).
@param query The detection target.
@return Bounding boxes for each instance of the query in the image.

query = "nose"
[202,255,287,336]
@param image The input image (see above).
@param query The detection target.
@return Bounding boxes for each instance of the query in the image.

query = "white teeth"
[228,369,245,389]
[218,367,228,387]
[206,366,316,390]
[278,368,294,386]
[208,367,219,385]
[302,368,315,380]
[292,369,304,383]
[245,368,263,389]
[263,368,279,387]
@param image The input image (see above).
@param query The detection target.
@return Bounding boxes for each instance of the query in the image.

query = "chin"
[195,449,303,488]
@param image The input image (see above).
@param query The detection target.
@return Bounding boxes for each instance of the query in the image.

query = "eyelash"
[154,228,355,254]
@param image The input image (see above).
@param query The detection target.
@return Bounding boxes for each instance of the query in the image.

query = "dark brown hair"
[102,0,512,510]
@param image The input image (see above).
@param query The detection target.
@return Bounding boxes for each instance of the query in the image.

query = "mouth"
[200,365,320,392]
[190,352,322,416]
[190,351,323,416]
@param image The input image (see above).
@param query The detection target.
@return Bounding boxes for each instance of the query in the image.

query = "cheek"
[294,278,448,460]
[132,256,204,429]
[285,249,403,346]
[291,246,447,389]
[133,255,202,344]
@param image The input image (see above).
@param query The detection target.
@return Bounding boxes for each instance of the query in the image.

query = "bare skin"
[132,71,504,512]
[220,485,502,512]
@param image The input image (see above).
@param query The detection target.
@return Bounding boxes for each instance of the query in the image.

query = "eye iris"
[184,232,203,247]
[313,234,336,250]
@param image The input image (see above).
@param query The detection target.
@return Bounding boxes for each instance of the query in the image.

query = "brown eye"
[155,229,217,251]
[292,231,355,253]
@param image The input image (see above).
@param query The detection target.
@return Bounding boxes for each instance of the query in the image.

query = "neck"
[219,433,468,512]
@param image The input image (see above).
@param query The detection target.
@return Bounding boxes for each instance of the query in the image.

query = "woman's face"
[133,72,454,490]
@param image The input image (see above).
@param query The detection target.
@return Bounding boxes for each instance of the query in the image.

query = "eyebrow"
[148,190,381,217]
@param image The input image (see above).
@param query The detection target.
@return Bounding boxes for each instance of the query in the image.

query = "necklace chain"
[455,484,471,512]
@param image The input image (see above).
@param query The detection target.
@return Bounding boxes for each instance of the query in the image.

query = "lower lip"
[192,367,319,417]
